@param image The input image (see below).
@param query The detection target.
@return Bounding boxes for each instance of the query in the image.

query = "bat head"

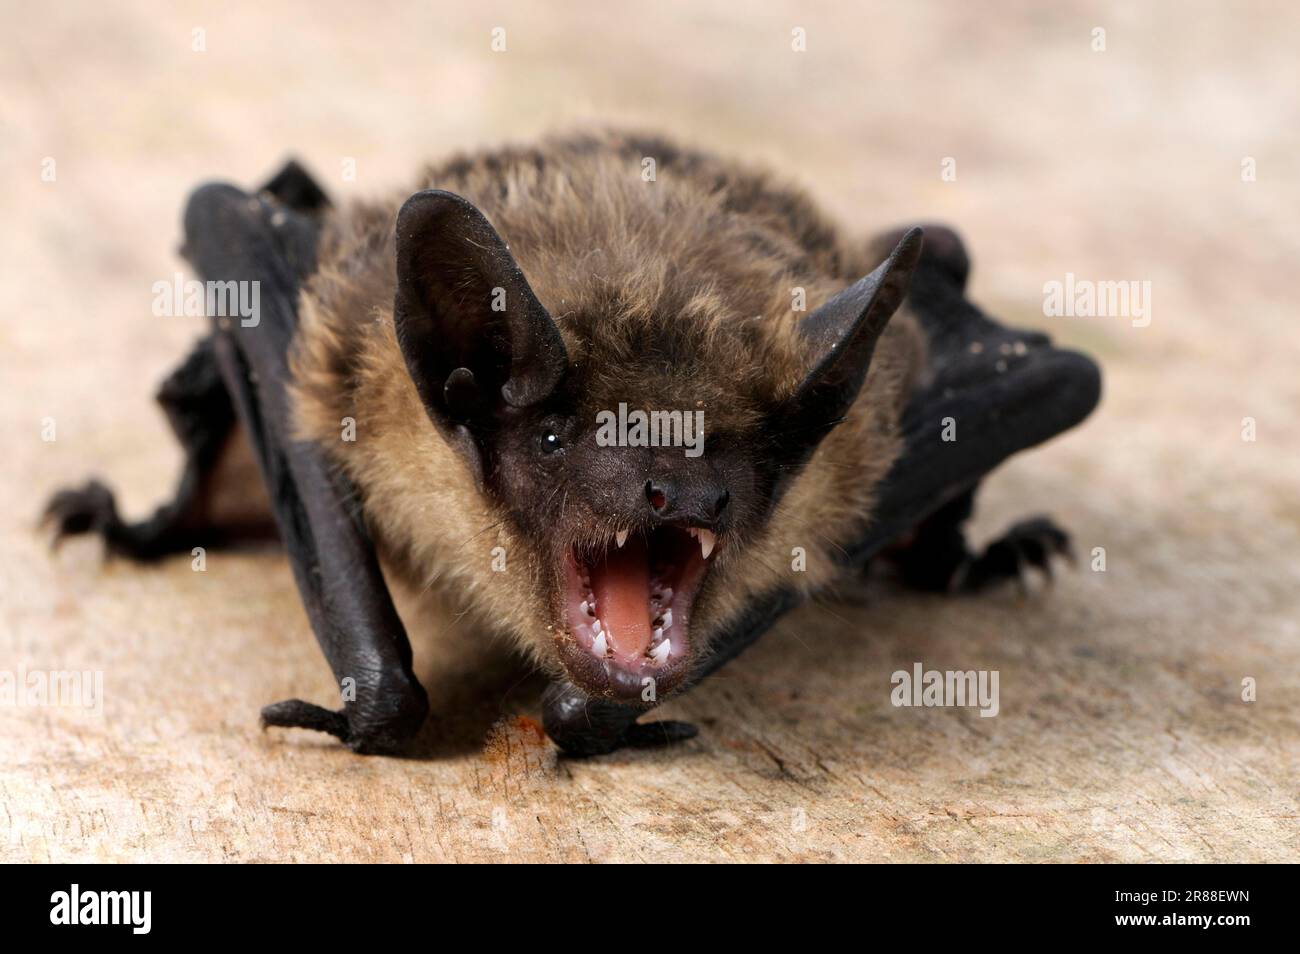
[393,189,921,702]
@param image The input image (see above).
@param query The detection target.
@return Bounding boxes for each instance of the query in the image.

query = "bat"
[44,132,1101,756]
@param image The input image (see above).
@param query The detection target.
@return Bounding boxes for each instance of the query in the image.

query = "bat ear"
[393,190,569,433]
[776,227,924,455]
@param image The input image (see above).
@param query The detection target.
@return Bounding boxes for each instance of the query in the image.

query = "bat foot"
[42,479,125,551]
[542,681,698,756]
[41,478,199,563]
[952,515,1074,593]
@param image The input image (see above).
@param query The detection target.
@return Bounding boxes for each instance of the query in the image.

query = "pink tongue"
[589,538,653,659]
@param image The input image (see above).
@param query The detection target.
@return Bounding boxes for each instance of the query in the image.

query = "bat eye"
[540,429,564,455]
[537,414,573,456]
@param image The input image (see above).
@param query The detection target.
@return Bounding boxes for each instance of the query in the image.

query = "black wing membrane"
[544,253,1102,754]
[861,258,1102,549]
[181,180,428,753]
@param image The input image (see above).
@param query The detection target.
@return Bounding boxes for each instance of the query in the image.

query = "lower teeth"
[576,563,680,664]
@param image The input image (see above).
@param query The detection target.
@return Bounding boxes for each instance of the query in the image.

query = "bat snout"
[644,477,731,527]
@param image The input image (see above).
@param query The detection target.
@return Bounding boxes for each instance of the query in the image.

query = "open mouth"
[559,525,718,701]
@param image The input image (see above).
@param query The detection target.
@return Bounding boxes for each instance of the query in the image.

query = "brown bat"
[45,131,1099,755]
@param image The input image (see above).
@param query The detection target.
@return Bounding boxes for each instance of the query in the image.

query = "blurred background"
[2,1,1297,861]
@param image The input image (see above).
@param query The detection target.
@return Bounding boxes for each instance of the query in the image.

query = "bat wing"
[857,254,1102,556]
[182,174,428,753]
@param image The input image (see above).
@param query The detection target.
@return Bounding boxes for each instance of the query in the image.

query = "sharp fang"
[650,639,671,664]
[593,631,608,657]
[698,529,716,559]
[615,529,629,548]
[661,608,673,630]
[653,626,663,642]
[592,619,603,635]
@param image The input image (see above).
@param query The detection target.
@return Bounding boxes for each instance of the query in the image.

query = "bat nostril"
[714,489,731,517]
[645,479,728,523]
[646,480,668,512]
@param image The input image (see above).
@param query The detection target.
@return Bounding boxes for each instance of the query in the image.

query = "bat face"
[390,189,922,703]
[485,362,780,701]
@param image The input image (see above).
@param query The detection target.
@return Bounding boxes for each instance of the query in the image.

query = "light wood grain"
[3,0,1297,863]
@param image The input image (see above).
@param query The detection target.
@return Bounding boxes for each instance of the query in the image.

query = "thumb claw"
[542,681,699,756]
[622,719,699,749]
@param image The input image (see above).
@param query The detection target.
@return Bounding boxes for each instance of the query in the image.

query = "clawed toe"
[954,515,1075,593]
[260,699,351,741]
[41,479,120,546]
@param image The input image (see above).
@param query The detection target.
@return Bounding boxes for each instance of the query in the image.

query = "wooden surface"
[3,0,1297,862]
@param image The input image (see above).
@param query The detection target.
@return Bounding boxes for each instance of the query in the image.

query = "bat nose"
[645,478,730,526]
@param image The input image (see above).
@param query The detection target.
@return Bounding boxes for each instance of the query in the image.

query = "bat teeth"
[649,639,671,665]
[592,630,609,657]
[615,529,629,548]
[697,529,716,559]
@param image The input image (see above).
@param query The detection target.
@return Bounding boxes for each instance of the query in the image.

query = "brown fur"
[290,130,925,680]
